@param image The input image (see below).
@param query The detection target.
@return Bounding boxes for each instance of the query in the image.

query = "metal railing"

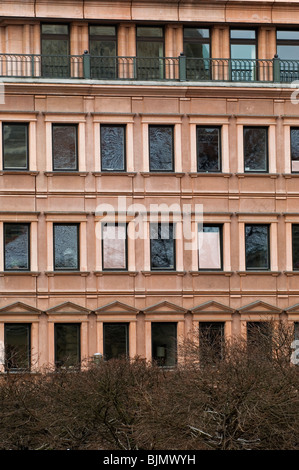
[0,53,297,83]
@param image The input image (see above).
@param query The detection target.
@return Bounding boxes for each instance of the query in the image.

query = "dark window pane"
[244,127,268,172]
[100,125,125,171]
[5,324,31,371]
[198,225,222,270]
[137,27,163,38]
[90,26,116,36]
[102,224,127,270]
[291,128,299,172]
[152,323,177,367]
[184,28,210,39]
[247,321,272,357]
[52,125,77,170]
[230,30,256,39]
[199,322,225,364]
[136,28,164,80]
[4,224,30,271]
[90,26,117,79]
[104,323,129,360]
[41,25,69,78]
[245,224,270,270]
[292,225,299,270]
[3,123,28,170]
[54,224,79,270]
[197,127,221,172]
[42,24,68,35]
[55,323,80,368]
[150,223,175,270]
[149,125,173,171]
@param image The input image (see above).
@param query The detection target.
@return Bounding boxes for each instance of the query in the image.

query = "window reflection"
[152,322,177,367]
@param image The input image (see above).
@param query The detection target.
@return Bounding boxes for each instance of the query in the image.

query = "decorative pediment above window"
[191,301,234,321]
[46,302,91,316]
[94,301,139,321]
[143,301,187,321]
[237,301,282,321]
[0,301,42,316]
[284,304,299,321]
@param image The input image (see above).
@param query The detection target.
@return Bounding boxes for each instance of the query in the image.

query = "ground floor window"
[151,322,177,367]
[103,323,129,360]
[199,321,225,364]
[4,323,31,371]
[54,323,81,368]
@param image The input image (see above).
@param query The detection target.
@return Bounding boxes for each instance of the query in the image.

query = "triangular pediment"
[46,302,91,315]
[0,302,41,315]
[285,303,299,314]
[238,301,282,314]
[95,301,139,315]
[143,301,187,314]
[191,301,235,314]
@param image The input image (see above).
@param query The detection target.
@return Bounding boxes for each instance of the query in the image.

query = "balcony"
[0,53,298,83]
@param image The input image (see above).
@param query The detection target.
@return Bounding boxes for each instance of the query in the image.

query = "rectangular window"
[103,323,129,360]
[196,126,221,172]
[277,30,299,81]
[230,29,257,81]
[136,26,164,80]
[90,25,117,79]
[102,223,127,270]
[41,24,70,78]
[245,224,270,270]
[5,324,31,371]
[55,323,81,368]
[243,126,268,172]
[198,225,222,270]
[184,28,210,80]
[199,322,225,364]
[3,123,28,170]
[291,128,299,172]
[247,321,272,357]
[149,125,174,172]
[152,322,177,367]
[100,125,126,171]
[150,223,175,271]
[292,225,299,270]
[53,223,79,271]
[4,223,30,271]
[294,323,299,365]
[52,124,78,171]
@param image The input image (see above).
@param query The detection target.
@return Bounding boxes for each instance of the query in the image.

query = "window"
[102,223,127,270]
[103,323,129,360]
[3,123,28,170]
[199,322,225,364]
[53,224,79,271]
[136,26,164,79]
[150,223,175,271]
[293,323,299,365]
[277,30,299,81]
[184,28,210,80]
[55,323,81,368]
[291,128,299,172]
[41,24,69,78]
[243,126,268,172]
[230,29,257,81]
[5,324,31,371]
[90,26,117,79]
[196,126,221,172]
[292,225,299,270]
[52,124,78,171]
[4,223,30,271]
[152,322,177,367]
[198,225,222,270]
[149,125,174,172]
[247,321,272,357]
[100,125,126,171]
[245,224,270,270]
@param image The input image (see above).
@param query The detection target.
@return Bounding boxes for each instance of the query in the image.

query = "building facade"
[1,0,299,370]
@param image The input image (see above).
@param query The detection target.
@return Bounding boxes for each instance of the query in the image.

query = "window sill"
[284,271,299,276]
[92,172,137,177]
[140,172,185,178]
[189,172,232,178]
[44,172,88,177]
[0,271,40,276]
[94,271,138,276]
[190,271,233,276]
[237,271,280,276]
[283,174,299,178]
[45,271,90,276]
[235,173,278,178]
[0,171,39,176]
[141,271,186,276]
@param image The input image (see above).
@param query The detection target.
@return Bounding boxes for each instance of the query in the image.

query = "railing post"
[83,50,91,79]
[273,54,280,83]
[31,54,35,78]
[179,53,186,81]
[228,59,232,81]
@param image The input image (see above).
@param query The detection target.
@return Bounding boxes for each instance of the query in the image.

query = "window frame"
[2,122,29,171]
[198,224,223,271]
[290,127,299,173]
[150,222,176,271]
[151,322,177,368]
[243,126,269,173]
[292,224,299,271]
[196,125,222,173]
[41,23,70,53]
[148,124,174,172]
[230,28,257,56]
[52,123,78,172]
[89,25,117,53]
[245,223,270,271]
[53,223,80,271]
[54,322,81,369]
[4,323,31,372]
[4,222,30,272]
[100,124,126,172]
[103,322,129,360]
[101,222,128,271]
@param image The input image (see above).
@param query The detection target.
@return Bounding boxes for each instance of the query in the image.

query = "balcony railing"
[0,53,298,83]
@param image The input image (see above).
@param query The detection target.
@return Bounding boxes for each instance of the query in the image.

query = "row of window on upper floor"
[3,221,299,272]
[2,122,299,173]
